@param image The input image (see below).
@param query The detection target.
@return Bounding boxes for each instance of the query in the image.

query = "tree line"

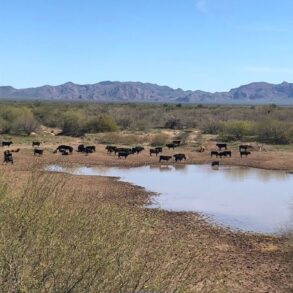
[0,102,292,144]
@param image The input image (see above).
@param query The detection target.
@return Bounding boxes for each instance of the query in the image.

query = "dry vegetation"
[0,102,293,292]
[1,102,293,144]
[0,168,292,293]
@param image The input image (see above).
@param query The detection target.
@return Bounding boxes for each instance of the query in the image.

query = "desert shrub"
[199,119,221,134]
[61,111,87,136]
[256,120,293,144]
[96,132,146,145]
[0,107,39,135]
[115,117,132,129]
[0,117,10,134]
[86,115,118,133]
[12,109,39,135]
[219,120,253,141]
[150,133,169,146]
[164,118,182,129]
[175,130,191,145]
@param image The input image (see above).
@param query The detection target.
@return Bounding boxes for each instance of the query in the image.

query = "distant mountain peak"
[0,81,292,104]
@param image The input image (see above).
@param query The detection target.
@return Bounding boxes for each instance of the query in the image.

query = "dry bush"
[0,173,208,292]
[150,133,169,146]
[175,130,191,145]
[94,132,147,146]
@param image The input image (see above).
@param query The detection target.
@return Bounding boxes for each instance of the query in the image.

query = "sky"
[0,0,292,92]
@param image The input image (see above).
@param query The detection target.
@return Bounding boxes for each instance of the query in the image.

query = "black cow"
[210,151,219,158]
[240,151,251,158]
[166,143,177,149]
[34,148,44,156]
[54,145,73,154]
[173,140,181,146]
[118,151,129,159]
[159,155,172,162]
[216,143,227,150]
[150,148,160,156]
[77,144,85,152]
[211,161,219,167]
[106,145,117,154]
[155,147,163,153]
[223,150,232,157]
[239,145,250,151]
[32,141,41,147]
[130,146,144,155]
[85,146,96,153]
[173,153,186,162]
[218,151,232,158]
[3,151,13,164]
[115,148,132,155]
[2,141,13,147]
[77,145,95,154]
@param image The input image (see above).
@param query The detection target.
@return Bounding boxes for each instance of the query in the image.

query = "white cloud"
[244,66,293,74]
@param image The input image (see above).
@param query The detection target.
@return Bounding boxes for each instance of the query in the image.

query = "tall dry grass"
[0,173,203,293]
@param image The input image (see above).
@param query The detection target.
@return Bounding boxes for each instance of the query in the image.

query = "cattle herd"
[210,143,252,159]
[105,140,186,163]
[1,138,254,166]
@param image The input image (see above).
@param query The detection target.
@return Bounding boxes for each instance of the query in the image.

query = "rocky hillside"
[0,81,292,104]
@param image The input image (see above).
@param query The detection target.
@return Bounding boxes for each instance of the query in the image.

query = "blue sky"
[0,0,292,92]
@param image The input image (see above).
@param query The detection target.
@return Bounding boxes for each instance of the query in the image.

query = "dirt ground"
[1,137,293,292]
[2,131,293,171]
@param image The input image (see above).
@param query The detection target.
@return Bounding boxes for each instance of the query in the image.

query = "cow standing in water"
[211,161,219,167]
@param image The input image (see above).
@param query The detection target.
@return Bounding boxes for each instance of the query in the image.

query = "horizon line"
[1,80,291,94]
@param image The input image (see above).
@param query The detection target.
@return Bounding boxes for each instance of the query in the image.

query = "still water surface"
[47,164,293,234]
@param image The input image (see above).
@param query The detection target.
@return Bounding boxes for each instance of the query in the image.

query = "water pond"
[47,164,293,234]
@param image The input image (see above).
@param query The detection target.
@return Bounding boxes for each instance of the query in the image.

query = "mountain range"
[0,81,293,104]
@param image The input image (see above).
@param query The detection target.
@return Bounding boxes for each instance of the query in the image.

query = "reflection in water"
[158,165,173,172]
[223,167,289,182]
[46,164,293,234]
[173,164,188,171]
